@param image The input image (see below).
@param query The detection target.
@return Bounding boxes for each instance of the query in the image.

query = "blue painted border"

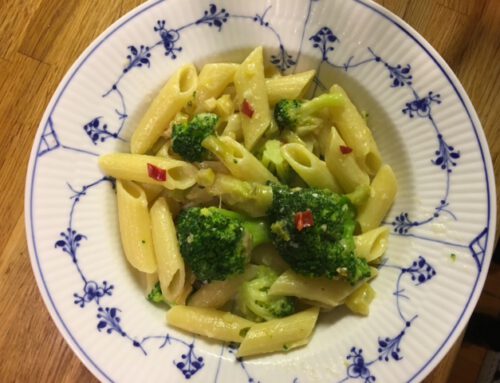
[25,0,494,382]
[352,2,493,381]
[27,1,166,382]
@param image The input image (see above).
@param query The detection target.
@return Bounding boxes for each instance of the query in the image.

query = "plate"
[25,0,496,382]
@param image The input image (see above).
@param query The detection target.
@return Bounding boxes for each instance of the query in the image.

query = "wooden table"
[0,0,498,382]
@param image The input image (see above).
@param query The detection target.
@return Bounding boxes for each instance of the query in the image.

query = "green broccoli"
[172,113,219,162]
[176,207,271,281]
[203,177,371,284]
[259,139,291,183]
[147,282,164,303]
[268,184,371,284]
[237,265,295,322]
[274,92,344,135]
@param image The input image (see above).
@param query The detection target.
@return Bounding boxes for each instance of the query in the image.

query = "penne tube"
[221,113,243,141]
[265,70,316,105]
[354,227,389,262]
[166,306,255,343]
[344,282,376,316]
[237,307,320,357]
[357,164,397,233]
[150,197,186,302]
[202,135,278,184]
[281,143,342,193]
[207,173,273,217]
[268,269,376,308]
[234,47,271,150]
[328,84,382,175]
[139,183,164,203]
[144,272,159,295]
[131,64,198,154]
[194,63,239,113]
[99,153,197,190]
[116,180,156,273]
[187,263,261,310]
[173,268,195,305]
[323,126,370,193]
[251,244,290,274]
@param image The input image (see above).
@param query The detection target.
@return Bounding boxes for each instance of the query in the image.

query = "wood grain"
[0,0,498,382]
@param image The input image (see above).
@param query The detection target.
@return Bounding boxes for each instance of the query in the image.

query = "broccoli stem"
[207,207,270,247]
[345,184,371,207]
[299,92,344,116]
[242,220,271,247]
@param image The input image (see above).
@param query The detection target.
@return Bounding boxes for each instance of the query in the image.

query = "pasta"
[150,197,186,302]
[266,70,316,105]
[99,153,198,190]
[100,47,397,357]
[116,180,156,273]
[131,64,198,154]
[238,307,320,357]
[357,164,397,232]
[234,47,271,150]
[281,143,341,192]
[329,84,382,176]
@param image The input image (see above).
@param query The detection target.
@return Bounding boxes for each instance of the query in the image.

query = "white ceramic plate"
[25,0,496,382]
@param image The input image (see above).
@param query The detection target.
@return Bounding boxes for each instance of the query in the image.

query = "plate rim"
[24,0,497,382]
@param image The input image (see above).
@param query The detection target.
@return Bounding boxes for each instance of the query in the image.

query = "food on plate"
[98,46,396,357]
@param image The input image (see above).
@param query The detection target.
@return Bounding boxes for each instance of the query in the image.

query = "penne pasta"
[354,227,389,262]
[265,70,316,105]
[202,135,278,184]
[237,307,320,357]
[207,173,273,217]
[99,153,198,190]
[116,180,156,273]
[194,63,239,113]
[322,126,370,193]
[344,282,376,316]
[328,84,382,176]
[281,143,342,193]
[268,269,376,308]
[131,64,198,154]
[234,47,271,150]
[167,306,255,343]
[150,197,186,302]
[186,265,261,309]
[357,164,397,233]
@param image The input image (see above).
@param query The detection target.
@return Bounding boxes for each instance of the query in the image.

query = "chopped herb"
[282,344,289,351]
[141,240,146,244]
[239,327,250,337]
[450,253,457,261]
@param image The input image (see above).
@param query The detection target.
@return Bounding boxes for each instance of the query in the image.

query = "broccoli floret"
[259,139,291,183]
[172,113,219,162]
[177,207,271,281]
[238,265,295,321]
[147,282,164,303]
[274,93,344,134]
[268,185,371,284]
[202,178,371,284]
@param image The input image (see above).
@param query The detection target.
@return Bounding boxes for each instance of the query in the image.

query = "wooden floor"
[450,260,500,382]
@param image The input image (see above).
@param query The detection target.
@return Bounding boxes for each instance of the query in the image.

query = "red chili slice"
[295,210,314,232]
[339,145,353,154]
[147,163,167,181]
[241,99,255,118]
